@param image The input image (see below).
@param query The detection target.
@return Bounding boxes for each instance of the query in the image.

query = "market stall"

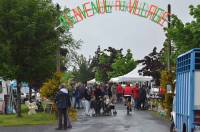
[87,78,96,84]
[117,64,152,82]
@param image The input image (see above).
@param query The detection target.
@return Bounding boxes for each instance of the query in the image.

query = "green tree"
[0,0,59,117]
[109,49,137,78]
[166,5,200,59]
[94,47,123,82]
[161,4,200,116]
[95,52,110,82]
[109,55,126,77]
[138,47,164,85]
[124,49,137,74]
[72,55,94,83]
[91,46,136,82]
[0,0,78,117]
[59,33,81,72]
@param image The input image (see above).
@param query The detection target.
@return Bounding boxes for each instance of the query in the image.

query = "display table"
[42,100,54,113]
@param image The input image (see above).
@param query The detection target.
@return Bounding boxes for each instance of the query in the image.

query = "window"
[195,52,200,70]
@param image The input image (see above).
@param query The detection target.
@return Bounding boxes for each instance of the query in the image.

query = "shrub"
[40,72,63,100]
[40,72,74,100]
[160,70,175,116]
[21,104,29,114]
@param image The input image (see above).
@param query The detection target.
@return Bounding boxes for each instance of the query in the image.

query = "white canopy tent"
[109,76,121,83]
[117,63,152,82]
[87,78,96,84]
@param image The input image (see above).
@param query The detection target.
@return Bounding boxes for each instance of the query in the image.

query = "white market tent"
[109,76,121,83]
[87,78,96,84]
[117,63,153,82]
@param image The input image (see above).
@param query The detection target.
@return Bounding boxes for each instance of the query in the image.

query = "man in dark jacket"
[94,85,103,115]
[139,85,147,110]
[133,83,140,110]
[55,84,71,130]
[94,85,103,100]
[74,87,80,109]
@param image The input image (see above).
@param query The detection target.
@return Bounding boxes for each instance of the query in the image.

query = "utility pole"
[56,47,61,72]
[167,4,171,72]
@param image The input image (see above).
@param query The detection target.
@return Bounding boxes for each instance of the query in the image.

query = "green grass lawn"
[0,104,57,127]
[0,113,56,127]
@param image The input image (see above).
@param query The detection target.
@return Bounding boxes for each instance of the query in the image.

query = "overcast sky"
[53,0,199,60]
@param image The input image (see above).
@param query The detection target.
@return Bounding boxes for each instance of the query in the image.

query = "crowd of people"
[72,83,117,116]
[70,82,149,115]
[54,82,149,130]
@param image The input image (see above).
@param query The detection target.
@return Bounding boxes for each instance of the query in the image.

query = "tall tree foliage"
[95,52,110,82]
[72,55,94,83]
[0,0,59,117]
[138,47,164,85]
[0,0,78,117]
[90,46,136,82]
[160,41,176,68]
[92,47,123,82]
[59,33,81,71]
[161,5,200,115]
[109,49,137,78]
[166,5,200,58]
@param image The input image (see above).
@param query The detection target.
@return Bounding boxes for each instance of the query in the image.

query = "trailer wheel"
[170,122,175,132]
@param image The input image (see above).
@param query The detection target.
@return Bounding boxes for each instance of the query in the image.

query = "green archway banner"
[59,0,171,31]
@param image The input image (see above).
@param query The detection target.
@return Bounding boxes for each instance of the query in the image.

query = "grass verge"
[0,104,56,127]
[0,113,56,127]
[0,105,77,127]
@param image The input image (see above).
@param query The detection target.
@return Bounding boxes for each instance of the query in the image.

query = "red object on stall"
[159,87,165,96]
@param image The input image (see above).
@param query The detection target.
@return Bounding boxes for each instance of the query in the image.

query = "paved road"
[0,105,170,132]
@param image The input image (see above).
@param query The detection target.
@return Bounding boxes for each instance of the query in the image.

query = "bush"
[40,72,74,100]
[40,72,63,100]
[21,104,29,114]
[68,108,77,122]
[164,93,173,116]
[160,70,175,117]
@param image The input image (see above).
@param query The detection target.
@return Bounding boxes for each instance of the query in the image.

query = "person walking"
[133,83,140,110]
[139,84,147,110]
[94,85,103,101]
[94,85,103,115]
[123,83,133,112]
[79,84,86,109]
[83,86,91,116]
[55,84,71,130]
[74,86,80,109]
[111,83,117,104]
[108,84,112,99]
[116,84,123,103]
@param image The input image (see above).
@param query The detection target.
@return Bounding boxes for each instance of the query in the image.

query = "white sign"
[167,84,172,93]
